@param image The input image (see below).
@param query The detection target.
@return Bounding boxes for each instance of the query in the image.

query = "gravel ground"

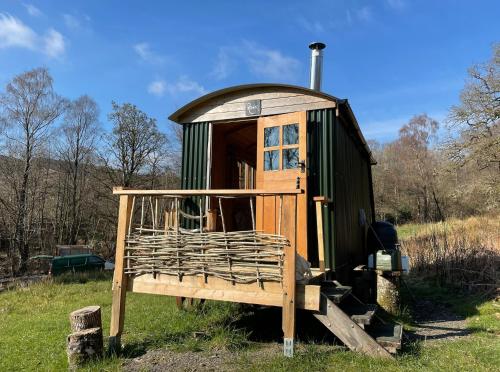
[123,343,286,372]
[408,299,470,342]
[123,343,338,372]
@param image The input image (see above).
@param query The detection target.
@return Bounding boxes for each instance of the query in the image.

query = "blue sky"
[0,0,498,142]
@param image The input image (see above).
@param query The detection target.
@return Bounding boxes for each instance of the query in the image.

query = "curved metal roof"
[168,83,375,164]
[168,83,339,122]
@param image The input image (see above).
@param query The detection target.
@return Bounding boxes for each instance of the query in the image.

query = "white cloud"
[210,48,235,80]
[166,76,206,96]
[245,42,301,81]
[147,79,166,96]
[62,13,92,32]
[23,3,43,17]
[43,29,65,58]
[133,42,164,64]
[148,77,205,97]
[0,13,65,58]
[211,41,301,82]
[0,13,37,49]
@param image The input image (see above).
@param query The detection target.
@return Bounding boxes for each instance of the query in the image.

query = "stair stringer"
[313,293,393,359]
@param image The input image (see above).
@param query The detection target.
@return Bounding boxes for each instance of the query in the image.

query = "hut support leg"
[282,195,296,357]
[282,244,296,357]
[109,192,134,353]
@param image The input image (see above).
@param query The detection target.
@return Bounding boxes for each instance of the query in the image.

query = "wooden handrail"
[112,187,303,196]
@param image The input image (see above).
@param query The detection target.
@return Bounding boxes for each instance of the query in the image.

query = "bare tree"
[57,95,100,244]
[398,114,443,221]
[446,43,500,213]
[0,68,66,272]
[105,102,167,187]
[448,43,500,171]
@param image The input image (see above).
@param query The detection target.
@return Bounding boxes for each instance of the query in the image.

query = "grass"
[397,214,499,244]
[1,215,499,371]
[0,272,247,371]
[398,215,499,290]
[1,271,499,371]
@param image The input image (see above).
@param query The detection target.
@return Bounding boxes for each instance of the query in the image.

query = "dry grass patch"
[399,215,499,292]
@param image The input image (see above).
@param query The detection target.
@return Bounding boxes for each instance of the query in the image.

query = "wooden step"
[342,303,378,327]
[321,284,352,304]
[367,323,403,354]
[314,293,393,359]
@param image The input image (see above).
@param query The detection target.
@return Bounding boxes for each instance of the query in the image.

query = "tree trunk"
[15,146,31,273]
[432,189,445,222]
[67,328,103,369]
[69,306,102,332]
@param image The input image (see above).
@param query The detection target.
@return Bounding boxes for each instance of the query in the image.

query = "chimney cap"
[309,42,326,50]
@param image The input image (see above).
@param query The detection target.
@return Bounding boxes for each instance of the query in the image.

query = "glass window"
[282,148,299,169]
[283,124,299,145]
[88,256,104,264]
[264,126,279,147]
[264,150,279,171]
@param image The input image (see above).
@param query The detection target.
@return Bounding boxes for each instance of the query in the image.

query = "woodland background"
[0,44,498,275]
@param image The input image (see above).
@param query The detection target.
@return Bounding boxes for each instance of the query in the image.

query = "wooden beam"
[112,188,303,196]
[313,196,330,272]
[127,274,320,310]
[282,195,297,357]
[109,193,134,352]
[205,209,217,232]
[313,294,393,359]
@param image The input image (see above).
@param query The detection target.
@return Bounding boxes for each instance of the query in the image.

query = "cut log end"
[69,305,102,332]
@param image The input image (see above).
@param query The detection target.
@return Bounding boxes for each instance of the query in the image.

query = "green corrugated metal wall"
[307,108,374,284]
[307,109,336,270]
[180,122,210,228]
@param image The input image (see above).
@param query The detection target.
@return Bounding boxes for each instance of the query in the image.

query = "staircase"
[313,281,402,359]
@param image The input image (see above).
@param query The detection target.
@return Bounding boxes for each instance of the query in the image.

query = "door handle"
[298,160,306,173]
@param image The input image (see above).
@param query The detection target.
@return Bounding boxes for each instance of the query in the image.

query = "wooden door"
[256,111,308,259]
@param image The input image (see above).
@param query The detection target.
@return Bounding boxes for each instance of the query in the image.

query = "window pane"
[264,150,279,171]
[264,126,279,147]
[283,148,299,169]
[283,124,299,145]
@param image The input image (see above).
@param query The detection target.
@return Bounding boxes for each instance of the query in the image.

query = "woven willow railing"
[124,228,288,284]
[112,188,301,285]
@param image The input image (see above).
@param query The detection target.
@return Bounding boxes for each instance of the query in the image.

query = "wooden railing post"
[313,196,330,272]
[282,194,297,357]
[109,190,134,353]
[206,209,217,232]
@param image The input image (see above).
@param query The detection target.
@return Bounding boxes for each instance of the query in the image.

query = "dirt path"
[123,343,337,372]
[123,343,286,372]
[408,299,471,342]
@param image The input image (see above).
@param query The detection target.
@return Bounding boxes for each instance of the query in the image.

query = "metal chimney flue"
[309,42,326,91]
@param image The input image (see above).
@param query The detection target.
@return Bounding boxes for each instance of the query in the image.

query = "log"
[67,328,103,368]
[377,274,400,315]
[69,306,102,332]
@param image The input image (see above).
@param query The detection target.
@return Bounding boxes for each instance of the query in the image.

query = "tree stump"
[67,328,103,369]
[67,306,103,369]
[69,306,102,332]
[377,273,401,315]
